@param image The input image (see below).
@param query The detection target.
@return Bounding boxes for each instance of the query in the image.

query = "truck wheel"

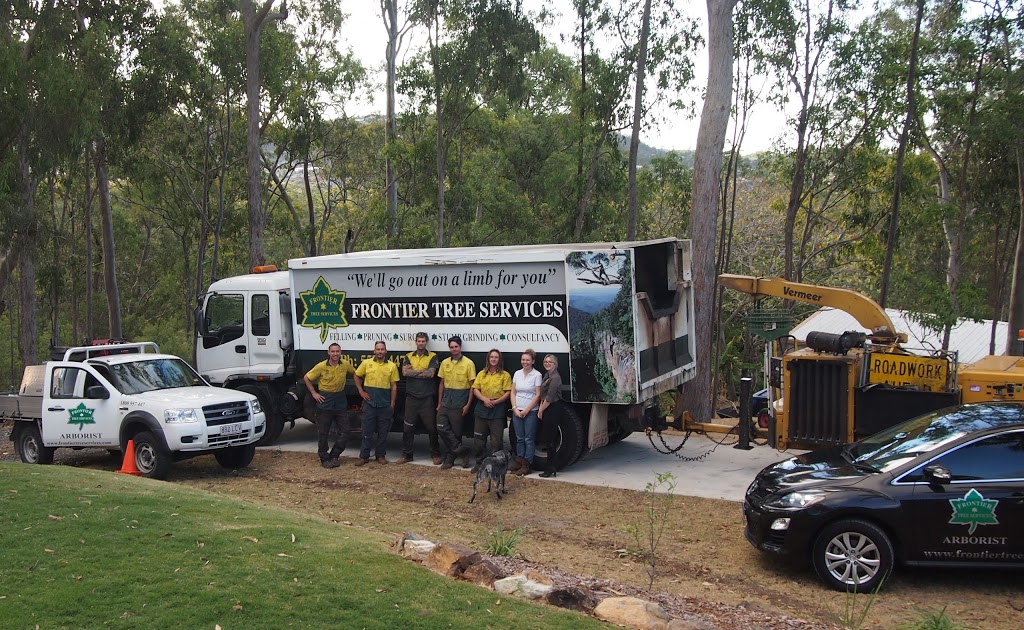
[214,444,256,469]
[812,519,894,592]
[14,423,55,465]
[240,384,283,446]
[534,404,585,471]
[132,431,173,480]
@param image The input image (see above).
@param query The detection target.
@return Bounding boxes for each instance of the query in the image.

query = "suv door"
[41,364,120,447]
[900,430,1024,564]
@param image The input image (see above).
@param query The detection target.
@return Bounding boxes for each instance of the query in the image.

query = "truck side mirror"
[86,385,110,400]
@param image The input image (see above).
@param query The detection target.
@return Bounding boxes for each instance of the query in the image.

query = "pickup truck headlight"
[249,398,263,415]
[764,489,826,510]
[164,408,199,424]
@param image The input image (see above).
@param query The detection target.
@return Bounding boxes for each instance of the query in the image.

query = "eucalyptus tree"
[684,0,737,422]
[241,0,288,269]
[1,1,95,364]
[917,0,1022,347]
[261,0,364,258]
[404,0,540,247]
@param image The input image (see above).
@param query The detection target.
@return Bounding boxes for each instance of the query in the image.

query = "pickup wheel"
[240,384,283,446]
[14,423,55,465]
[214,444,256,469]
[132,431,173,480]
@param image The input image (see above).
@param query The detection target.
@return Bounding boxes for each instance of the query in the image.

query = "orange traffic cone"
[118,440,142,476]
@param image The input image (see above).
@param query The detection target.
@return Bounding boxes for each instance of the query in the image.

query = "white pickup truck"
[0,342,265,479]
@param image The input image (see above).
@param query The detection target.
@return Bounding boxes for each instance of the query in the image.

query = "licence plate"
[219,422,244,436]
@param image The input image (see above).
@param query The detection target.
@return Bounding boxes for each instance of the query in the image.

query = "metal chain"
[645,429,725,462]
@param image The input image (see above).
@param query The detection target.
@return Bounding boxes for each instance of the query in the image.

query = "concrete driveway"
[265,421,799,502]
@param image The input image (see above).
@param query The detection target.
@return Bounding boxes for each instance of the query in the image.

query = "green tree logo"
[299,276,348,343]
[68,403,96,431]
[948,488,999,535]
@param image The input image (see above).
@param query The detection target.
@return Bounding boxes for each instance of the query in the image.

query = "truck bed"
[0,394,43,421]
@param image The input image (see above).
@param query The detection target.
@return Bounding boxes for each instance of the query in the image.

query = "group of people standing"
[302,334,565,477]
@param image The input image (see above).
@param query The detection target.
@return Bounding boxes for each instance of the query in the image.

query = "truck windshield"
[106,359,206,394]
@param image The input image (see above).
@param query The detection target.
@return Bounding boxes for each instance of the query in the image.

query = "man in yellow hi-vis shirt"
[354,341,399,466]
[303,343,355,468]
[437,335,476,469]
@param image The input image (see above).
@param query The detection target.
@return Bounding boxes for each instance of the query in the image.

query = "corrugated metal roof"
[791,307,1009,364]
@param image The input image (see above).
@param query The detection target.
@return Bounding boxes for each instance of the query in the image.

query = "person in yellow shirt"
[354,341,399,465]
[437,335,476,469]
[397,332,442,464]
[471,349,512,471]
[303,343,355,468]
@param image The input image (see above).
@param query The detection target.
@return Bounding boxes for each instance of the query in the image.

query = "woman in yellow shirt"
[470,349,512,470]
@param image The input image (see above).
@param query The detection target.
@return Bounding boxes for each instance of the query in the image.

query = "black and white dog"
[468,450,512,503]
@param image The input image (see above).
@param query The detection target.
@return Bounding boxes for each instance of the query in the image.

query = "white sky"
[340,1,788,154]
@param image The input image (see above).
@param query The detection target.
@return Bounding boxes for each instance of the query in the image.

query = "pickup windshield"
[105,358,206,395]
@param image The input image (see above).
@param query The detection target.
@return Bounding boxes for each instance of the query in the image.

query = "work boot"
[514,458,531,477]
[460,454,472,469]
[395,454,413,464]
[440,458,454,470]
[431,454,443,465]
[354,458,369,467]
[376,457,389,465]
[320,459,333,469]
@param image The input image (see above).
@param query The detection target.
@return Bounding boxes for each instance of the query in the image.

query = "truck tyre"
[240,384,283,446]
[132,431,173,480]
[14,423,55,465]
[535,404,585,471]
[812,518,894,592]
[214,444,256,469]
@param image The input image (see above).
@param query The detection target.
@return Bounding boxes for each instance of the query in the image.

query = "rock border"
[396,532,719,630]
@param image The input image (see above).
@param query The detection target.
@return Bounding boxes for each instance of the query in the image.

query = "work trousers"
[473,413,506,463]
[317,407,350,462]
[359,405,393,460]
[401,396,440,458]
[436,405,467,460]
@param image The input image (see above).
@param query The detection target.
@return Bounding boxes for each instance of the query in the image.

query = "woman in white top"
[509,349,543,475]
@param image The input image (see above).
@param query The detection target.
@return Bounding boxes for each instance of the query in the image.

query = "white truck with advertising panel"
[0,343,266,479]
[195,239,695,469]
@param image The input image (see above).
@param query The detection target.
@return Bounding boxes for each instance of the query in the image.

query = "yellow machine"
[718,274,1024,449]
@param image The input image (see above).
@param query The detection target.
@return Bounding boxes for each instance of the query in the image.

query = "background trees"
[1,0,1022,419]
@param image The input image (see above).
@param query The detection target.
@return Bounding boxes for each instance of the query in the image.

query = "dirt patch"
[3,427,1024,629]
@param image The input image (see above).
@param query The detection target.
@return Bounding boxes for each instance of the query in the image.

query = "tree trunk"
[15,131,39,365]
[383,0,401,246]
[430,9,446,248]
[626,0,653,241]
[94,138,122,339]
[1007,144,1024,355]
[241,0,288,269]
[681,0,736,423]
[879,0,924,307]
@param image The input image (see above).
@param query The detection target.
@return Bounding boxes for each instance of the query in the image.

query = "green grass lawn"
[0,463,605,629]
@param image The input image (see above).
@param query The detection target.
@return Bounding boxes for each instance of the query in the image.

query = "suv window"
[904,431,1024,482]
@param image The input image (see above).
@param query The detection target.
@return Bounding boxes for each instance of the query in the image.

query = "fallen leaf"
[44,549,55,553]
[196,541,205,548]
[48,515,62,521]
[375,588,387,593]
[231,605,243,612]
[242,536,258,543]
[276,553,292,558]
[291,534,296,543]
